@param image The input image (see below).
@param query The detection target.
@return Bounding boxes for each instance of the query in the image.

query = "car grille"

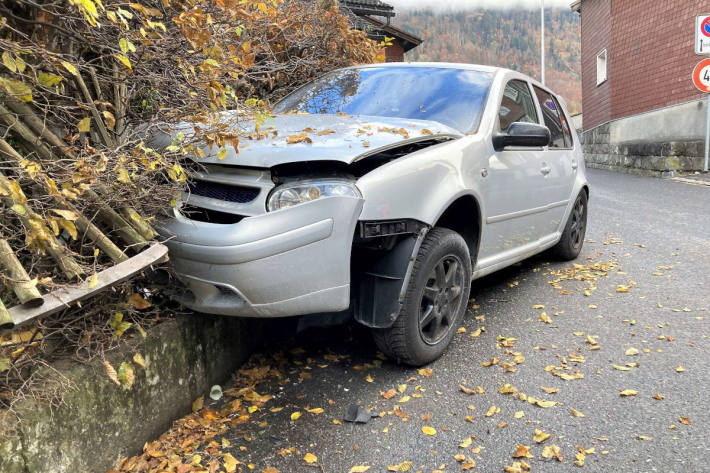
[179,205,245,224]
[188,180,260,204]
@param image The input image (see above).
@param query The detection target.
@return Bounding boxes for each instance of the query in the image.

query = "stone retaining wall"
[0,314,262,473]
[582,123,705,178]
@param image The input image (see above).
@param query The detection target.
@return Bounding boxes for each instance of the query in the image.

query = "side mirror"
[493,122,551,151]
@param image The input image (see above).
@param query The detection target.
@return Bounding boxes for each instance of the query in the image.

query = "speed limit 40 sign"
[693,58,710,93]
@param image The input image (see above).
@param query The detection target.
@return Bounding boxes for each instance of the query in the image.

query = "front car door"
[477,78,550,266]
[531,86,577,237]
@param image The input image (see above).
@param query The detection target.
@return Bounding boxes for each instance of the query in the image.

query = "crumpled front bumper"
[158,196,364,317]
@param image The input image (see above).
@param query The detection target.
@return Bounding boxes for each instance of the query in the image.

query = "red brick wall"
[385,43,405,62]
[580,0,612,130]
[581,0,708,131]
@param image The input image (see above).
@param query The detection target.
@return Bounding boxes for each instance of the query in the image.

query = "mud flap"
[354,230,426,329]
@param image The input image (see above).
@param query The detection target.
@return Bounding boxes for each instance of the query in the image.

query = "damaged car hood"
[172,113,463,168]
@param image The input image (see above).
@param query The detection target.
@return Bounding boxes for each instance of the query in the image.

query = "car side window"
[533,86,572,148]
[498,80,538,133]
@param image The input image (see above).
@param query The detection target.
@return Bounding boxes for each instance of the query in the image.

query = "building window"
[596,49,607,85]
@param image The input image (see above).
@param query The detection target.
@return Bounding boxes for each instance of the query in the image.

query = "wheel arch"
[432,193,483,268]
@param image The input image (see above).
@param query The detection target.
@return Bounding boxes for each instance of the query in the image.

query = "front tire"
[372,228,472,366]
[550,190,588,261]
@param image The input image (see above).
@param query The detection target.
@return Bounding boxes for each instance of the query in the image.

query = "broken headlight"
[267,179,361,212]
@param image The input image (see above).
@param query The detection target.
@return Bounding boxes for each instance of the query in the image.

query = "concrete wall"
[582,98,707,177]
[0,314,262,473]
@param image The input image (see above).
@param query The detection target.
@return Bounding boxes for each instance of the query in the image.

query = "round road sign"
[702,17,710,37]
[692,58,710,93]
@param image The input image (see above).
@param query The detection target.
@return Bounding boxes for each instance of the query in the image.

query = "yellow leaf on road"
[534,429,551,443]
[539,312,552,323]
[625,347,639,356]
[570,408,585,417]
[620,389,638,396]
[306,407,324,414]
[223,453,239,472]
[387,461,413,471]
[676,365,686,372]
[303,453,317,464]
[542,445,563,461]
[421,426,436,436]
[418,368,433,377]
[398,396,410,403]
[290,411,301,420]
[513,445,532,458]
[485,405,499,417]
[459,436,472,448]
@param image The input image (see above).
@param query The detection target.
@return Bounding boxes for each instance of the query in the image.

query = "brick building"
[340,0,423,62]
[572,0,709,176]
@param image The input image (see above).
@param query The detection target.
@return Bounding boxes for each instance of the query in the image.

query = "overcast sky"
[388,0,574,11]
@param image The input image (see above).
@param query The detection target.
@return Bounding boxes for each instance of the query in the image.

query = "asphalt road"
[194,169,710,473]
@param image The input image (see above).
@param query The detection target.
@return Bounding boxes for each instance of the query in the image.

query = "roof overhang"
[362,16,423,52]
[570,0,581,13]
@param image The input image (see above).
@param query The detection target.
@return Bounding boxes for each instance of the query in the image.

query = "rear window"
[274,67,493,133]
[533,86,573,148]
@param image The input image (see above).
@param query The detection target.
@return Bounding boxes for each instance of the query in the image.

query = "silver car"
[159,63,589,366]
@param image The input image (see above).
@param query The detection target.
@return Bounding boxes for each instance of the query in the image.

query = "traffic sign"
[695,14,710,55]
[692,58,710,92]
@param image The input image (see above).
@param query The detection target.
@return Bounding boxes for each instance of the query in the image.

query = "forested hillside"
[395,9,582,114]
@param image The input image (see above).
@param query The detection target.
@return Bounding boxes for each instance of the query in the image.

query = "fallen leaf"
[382,389,396,399]
[387,461,413,471]
[398,396,410,403]
[620,389,638,396]
[532,304,545,309]
[541,386,559,394]
[514,411,525,419]
[498,384,518,395]
[365,374,374,383]
[513,445,532,458]
[539,312,552,324]
[303,453,317,464]
[652,393,664,400]
[625,347,639,356]
[534,429,551,443]
[128,293,151,309]
[132,353,146,369]
[103,360,120,386]
[570,408,585,417]
[459,437,472,448]
[542,444,563,462]
[636,435,652,440]
[485,405,499,417]
[291,411,302,420]
[306,408,324,414]
[613,364,633,371]
[223,453,239,472]
[418,368,433,377]
[457,327,467,333]
[574,451,586,467]
[316,129,335,136]
[679,417,691,425]
[262,468,279,473]
[286,133,312,144]
[192,395,204,412]
[421,426,436,436]
[676,365,686,372]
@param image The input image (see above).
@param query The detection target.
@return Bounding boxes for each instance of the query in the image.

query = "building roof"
[570,0,581,13]
[340,0,395,19]
[361,16,423,52]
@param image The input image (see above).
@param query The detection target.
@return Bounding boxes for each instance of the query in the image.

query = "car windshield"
[274,67,493,133]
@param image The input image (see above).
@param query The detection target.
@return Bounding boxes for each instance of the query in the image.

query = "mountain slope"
[394,9,581,114]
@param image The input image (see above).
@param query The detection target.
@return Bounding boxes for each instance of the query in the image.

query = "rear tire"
[372,227,472,366]
[550,190,588,261]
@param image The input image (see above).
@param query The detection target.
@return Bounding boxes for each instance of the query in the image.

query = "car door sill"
[472,232,561,280]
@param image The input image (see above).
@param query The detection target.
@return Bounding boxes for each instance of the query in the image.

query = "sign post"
[695,15,710,173]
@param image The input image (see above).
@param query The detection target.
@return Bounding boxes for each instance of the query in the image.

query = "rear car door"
[532,86,576,237]
[479,79,549,260]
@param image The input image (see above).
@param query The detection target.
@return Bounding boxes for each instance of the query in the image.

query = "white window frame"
[596,49,608,86]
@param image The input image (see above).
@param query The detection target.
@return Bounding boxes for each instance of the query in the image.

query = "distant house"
[340,0,423,62]
[572,0,708,176]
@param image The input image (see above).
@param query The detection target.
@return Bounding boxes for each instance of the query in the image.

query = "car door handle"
[571,161,578,170]
[540,165,551,175]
